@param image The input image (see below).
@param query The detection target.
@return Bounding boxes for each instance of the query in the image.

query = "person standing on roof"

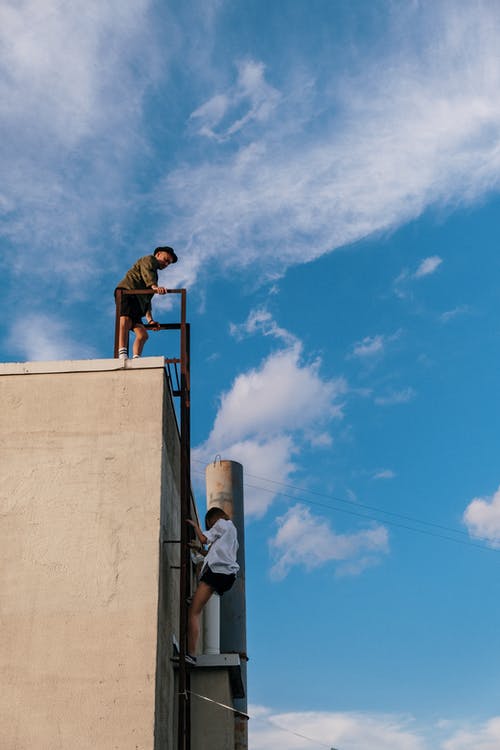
[115,246,178,359]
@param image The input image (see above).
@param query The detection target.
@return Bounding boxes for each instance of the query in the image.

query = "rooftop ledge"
[0,357,166,376]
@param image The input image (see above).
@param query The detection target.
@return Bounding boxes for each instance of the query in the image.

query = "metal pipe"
[202,595,220,655]
[114,288,122,358]
[178,320,191,750]
[205,459,248,750]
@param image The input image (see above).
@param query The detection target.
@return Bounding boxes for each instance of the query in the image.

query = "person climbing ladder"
[186,507,239,664]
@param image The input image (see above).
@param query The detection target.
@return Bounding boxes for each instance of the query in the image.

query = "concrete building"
[0,357,247,750]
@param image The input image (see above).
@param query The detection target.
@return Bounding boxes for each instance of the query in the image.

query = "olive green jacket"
[116,255,161,315]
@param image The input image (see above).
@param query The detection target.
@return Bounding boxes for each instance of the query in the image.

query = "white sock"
[132,354,140,359]
[118,348,128,360]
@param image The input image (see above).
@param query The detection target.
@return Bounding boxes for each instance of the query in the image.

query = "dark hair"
[205,507,229,528]
[154,246,178,263]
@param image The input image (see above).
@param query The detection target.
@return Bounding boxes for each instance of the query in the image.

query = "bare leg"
[187,581,214,655]
[131,323,149,356]
[118,316,132,351]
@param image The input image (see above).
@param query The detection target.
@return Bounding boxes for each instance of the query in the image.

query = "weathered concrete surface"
[0,360,179,750]
[190,670,235,750]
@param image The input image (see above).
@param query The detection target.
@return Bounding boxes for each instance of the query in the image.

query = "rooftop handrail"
[114,287,187,357]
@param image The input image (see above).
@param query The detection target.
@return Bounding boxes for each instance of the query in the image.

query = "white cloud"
[463,485,500,547]
[440,305,471,323]
[193,325,346,517]
[4,1,500,299]
[190,59,280,141]
[0,0,164,283]
[351,334,386,358]
[305,430,333,448]
[3,1,500,300]
[209,343,345,446]
[6,314,96,362]
[157,3,500,286]
[373,469,396,480]
[0,0,158,144]
[249,705,425,750]
[375,387,416,406]
[249,707,500,750]
[269,504,389,580]
[394,256,443,297]
[193,436,297,519]
[350,330,402,360]
[414,256,443,278]
[230,307,298,346]
[190,93,230,138]
[442,717,500,750]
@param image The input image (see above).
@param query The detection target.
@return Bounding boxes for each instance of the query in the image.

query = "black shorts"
[200,565,236,596]
[114,288,146,328]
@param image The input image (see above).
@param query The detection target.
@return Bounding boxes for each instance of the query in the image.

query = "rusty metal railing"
[114,288,192,750]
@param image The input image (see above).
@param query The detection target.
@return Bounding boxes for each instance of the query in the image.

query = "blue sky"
[2,1,500,747]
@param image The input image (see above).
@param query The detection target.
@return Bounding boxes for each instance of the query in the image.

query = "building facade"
[0,357,246,750]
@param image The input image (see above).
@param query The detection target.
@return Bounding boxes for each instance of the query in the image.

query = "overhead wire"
[188,690,339,749]
[191,460,499,554]
[238,469,473,537]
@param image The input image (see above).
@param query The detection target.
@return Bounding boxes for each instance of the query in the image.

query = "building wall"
[190,671,235,750]
[0,358,244,750]
[0,359,178,750]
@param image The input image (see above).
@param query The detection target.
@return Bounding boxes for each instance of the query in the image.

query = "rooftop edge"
[0,357,166,376]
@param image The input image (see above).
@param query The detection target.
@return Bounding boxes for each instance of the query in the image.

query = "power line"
[193,458,469,537]
[243,469,474,538]
[188,690,339,749]
[191,461,499,554]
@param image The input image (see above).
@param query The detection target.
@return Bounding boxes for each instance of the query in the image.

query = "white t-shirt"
[202,518,239,575]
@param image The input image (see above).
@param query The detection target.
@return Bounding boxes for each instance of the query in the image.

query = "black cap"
[154,246,178,263]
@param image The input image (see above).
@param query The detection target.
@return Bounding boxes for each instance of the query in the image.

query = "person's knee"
[136,327,148,343]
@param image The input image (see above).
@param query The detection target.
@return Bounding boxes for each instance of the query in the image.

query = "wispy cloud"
[5,1,500,300]
[373,469,396,480]
[463,484,500,548]
[350,330,402,360]
[375,387,416,406]
[351,334,386,358]
[190,59,280,141]
[394,256,443,297]
[414,256,443,278]
[269,503,389,580]
[158,3,500,287]
[440,305,471,323]
[230,307,298,346]
[0,0,164,283]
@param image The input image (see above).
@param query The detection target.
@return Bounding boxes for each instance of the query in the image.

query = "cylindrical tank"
[205,458,248,748]
[202,593,220,655]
